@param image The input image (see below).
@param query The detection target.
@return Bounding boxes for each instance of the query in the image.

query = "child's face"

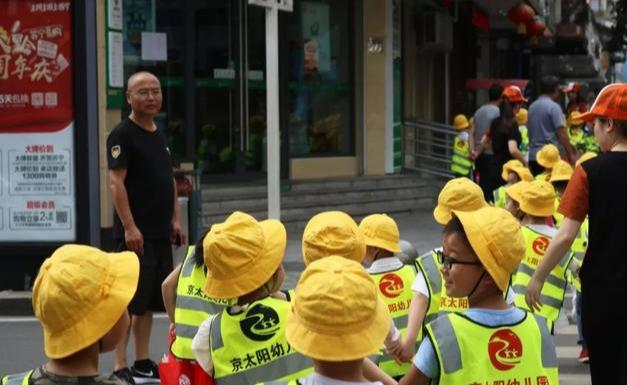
[440,232,485,298]
[363,246,378,267]
[507,172,520,185]
[505,196,520,217]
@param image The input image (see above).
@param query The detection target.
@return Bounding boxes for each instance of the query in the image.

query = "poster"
[0,0,76,242]
[302,2,330,75]
[123,0,155,61]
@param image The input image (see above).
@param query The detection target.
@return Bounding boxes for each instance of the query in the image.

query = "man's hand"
[125,224,144,255]
[172,220,187,247]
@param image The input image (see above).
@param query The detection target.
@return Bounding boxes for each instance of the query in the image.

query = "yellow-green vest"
[511,226,573,330]
[426,312,558,385]
[553,197,564,228]
[567,218,588,293]
[534,172,550,182]
[415,249,469,326]
[493,186,507,209]
[209,297,313,385]
[451,133,473,176]
[369,264,418,377]
[2,371,32,385]
[568,128,586,151]
[171,246,227,360]
[519,125,529,153]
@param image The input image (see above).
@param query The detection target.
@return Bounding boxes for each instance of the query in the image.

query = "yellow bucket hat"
[453,114,470,130]
[512,166,533,182]
[500,160,524,181]
[359,214,402,253]
[505,181,530,203]
[302,211,366,266]
[203,211,286,299]
[569,111,584,126]
[516,108,528,125]
[518,180,556,217]
[576,152,597,167]
[452,207,525,292]
[32,245,139,359]
[433,177,487,225]
[286,256,390,361]
[549,160,574,182]
[536,144,560,168]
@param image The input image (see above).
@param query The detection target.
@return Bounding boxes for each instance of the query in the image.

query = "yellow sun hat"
[433,178,488,225]
[453,114,470,131]
[512,166,534,182]
[286,256,390,361]
[359,214,402,253]
[569,111,584,126]
[518,180,556,217]
[32,245,139,359]
[516,108,528,125]
[536,144,560,169]
[576,152,597,167]
[549,160,574,183]
[505,181,531,203]
[203,211,286,299]
[302,211,366,266]
[500,159,524,181]
[452,207,525,292]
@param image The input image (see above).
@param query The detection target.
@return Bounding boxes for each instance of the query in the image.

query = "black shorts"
[116,238,173,315]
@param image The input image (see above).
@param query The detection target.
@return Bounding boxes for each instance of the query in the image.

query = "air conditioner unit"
[416,11,453,52]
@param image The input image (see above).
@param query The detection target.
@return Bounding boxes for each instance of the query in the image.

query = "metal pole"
[266,6,281,219]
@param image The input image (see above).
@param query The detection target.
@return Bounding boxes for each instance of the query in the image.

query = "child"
[191,211,313,384]
[399,206,558,385]
[396,178,487,363]
[1,245,139,385]
[516,108,529,159]
[492,160,533,208]
[450,114,473,178]
[506,181,574,332]
[360,214,418,379]
[548,160,574,228]
[534,144,560,181]
[267,256,392,385]
[567,111,587,154]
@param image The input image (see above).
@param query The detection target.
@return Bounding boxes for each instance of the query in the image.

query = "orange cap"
[502,85,528,103]
[578,84,627,122]
[563,82,580,93]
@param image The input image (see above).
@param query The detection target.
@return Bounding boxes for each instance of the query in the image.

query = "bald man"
[107,71,186,384]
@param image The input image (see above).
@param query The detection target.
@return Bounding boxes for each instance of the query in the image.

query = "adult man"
[527,75,576,174]
[470,83,502,201]
[107,71,186,384]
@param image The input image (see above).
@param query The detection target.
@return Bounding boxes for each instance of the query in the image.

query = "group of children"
[6,168,585,385]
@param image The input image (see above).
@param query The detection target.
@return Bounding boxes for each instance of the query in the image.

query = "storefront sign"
[0,0,76,241]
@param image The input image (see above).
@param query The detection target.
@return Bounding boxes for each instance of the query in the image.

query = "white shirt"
[296,373,383,385]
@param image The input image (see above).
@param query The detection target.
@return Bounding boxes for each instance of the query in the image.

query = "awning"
[465,79,529,90]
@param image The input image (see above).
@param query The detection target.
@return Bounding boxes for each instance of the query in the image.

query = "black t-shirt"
[107,119,174,239]
[490,119,521,169]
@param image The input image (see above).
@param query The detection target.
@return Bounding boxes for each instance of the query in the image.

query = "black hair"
[551,180,568,192]
[192,228,212,267]
[540,75,559,95]
[489,84,504,102]
[494,98,517,135]
[443,216,472,249]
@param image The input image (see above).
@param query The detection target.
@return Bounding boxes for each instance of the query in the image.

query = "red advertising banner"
[0,0,73,133]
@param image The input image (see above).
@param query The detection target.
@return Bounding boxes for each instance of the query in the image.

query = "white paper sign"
[108,0,123,30]
[108,31,124,88]
[214,68,236,79]
[141,32,167,61]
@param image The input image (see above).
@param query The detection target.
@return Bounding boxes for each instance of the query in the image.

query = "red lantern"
[507,3,535,34]
[526,17,546,36]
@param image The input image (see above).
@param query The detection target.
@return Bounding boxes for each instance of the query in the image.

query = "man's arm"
[109,168,144,254]
[556,126,576,164]
[171,177,187,246]
[162,264,182,323]
[468,122,476,152]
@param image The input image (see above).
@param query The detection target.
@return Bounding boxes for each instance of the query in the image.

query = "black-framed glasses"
[436,250,482,270]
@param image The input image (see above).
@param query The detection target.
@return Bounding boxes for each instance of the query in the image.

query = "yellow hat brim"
[41,251,139,358]
[204,219,286,299]
[537,155,559,169]
[505,183,524,203]
[286,292,390,361]
[433,204,452,225]
[519,201,554,217]
[363,237,402,253]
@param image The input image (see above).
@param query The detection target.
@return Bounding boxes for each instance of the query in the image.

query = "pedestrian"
[527,75,577,173]
[563,82,589,114]
[526,83,627,384]
[1,245,139,385]
[190,211,313,384]
[505,180,574,332]
[516,107,530,160]
[359,214,417,379]
[492,160,533,208]
[548,160,574,227]
[450,114,473,178]
[533,144,560,182]
[399,206,558,385]
[470,84,502,201]
[396,178,489,364]
[264,256,393,385]
[567,111,587,154]
[107,71,186,384]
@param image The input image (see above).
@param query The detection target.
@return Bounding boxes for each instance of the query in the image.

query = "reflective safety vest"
[493,186,507,209]
[2,371,32,385]
[209,297,313,385]
[451,133,473,176]
[568,128,586,152]
[171,246,227,360]
[567,218,589,293]
[535,172,550,182]
[519,125,529,153]
[511,226,573,330]
[415,249,469,326]
[369,263,419,377]
[553,198,564,228]
[426,312,558,385]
